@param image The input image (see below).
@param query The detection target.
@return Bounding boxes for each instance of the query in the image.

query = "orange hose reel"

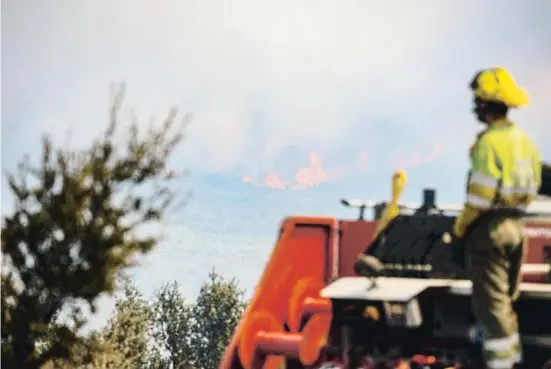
[238,310,332,369]
[288,278,331,333]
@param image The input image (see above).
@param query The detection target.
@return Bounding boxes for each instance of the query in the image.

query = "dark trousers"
[465,214,525,369]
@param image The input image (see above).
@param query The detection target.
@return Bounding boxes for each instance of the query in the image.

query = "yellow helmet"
[470,67,530,108]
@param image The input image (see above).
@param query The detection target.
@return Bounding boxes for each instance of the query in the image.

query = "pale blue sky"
[2,0,551,328]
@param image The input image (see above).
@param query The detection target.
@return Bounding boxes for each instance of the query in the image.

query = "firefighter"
[452,67,542,369]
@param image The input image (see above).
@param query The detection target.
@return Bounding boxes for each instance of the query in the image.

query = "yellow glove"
[453,206,481,239]
[453,214,466,239]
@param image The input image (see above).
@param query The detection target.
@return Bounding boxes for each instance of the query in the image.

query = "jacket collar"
[486,118,513,130]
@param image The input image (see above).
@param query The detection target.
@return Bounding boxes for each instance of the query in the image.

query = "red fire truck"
[219,165,551,369]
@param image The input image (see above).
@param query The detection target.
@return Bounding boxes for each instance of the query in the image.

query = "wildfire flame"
[393,142,442,171]
[241,152,366,190]
[241,143,442,190]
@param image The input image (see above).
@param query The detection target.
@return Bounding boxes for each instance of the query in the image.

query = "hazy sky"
[3,0,551,176]
[2,0,551,328]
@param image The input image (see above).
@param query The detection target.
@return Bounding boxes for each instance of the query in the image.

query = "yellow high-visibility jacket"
[453,119,542,238]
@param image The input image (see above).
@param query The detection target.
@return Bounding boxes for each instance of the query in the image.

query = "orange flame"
[241,151,366,190]
[393,142,442,171]
[265,171,291,189]
[293,153,329,189]
[241,143,442,190]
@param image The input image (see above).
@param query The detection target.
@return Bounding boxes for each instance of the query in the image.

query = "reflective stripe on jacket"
[454,119,541,237]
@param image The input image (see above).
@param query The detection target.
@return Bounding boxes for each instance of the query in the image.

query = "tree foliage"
[150,281,193,369]
[1,84,187,369]
[47,280,158,369]
[94,281,153,369]
[148,270,247,369]
[189,270,247,369]
[49,270,247,369]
